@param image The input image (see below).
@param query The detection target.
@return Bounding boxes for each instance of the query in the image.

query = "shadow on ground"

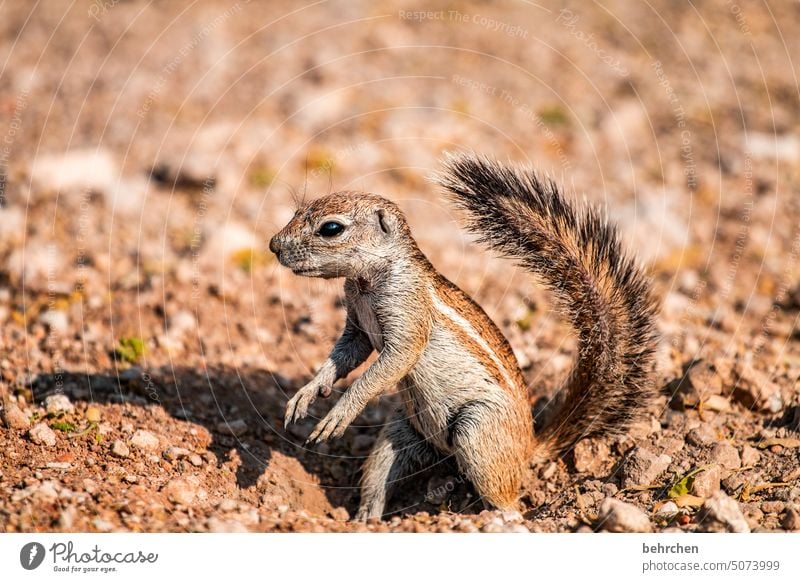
[29,365,480,518]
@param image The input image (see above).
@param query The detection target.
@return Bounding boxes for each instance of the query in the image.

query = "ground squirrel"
[270,153,659,520]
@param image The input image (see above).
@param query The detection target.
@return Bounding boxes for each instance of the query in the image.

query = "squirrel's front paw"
[306,403,354,444]
[284,382,329,428]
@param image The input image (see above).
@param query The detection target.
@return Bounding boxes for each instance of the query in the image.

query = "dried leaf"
[757,438,800,450]
[672,494,705,508]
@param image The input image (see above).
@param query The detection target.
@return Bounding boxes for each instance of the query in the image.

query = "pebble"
[732,363,782,412]
[721,472,749,495]
[703,394,732,412]
[740,445,761,466]
[188,454,203,467]
[572,438,611,476]
[60,506,77,530]
[163,446,191,461]
[93,518,114,532]
[168,310,197,335]
[655,501,680,518]
[746,131,800,161]
[165,477,206,506]
[602,483,618,497]
[673,359,723,408]
[45,393,75,415]
[540,462,558,480]
[129,429,160,451]
[34,480,60,502]
[30,148,117,195]
[597,498,652,532]
[782,508,800,531]
[206,517,248,533]
[480,517,529,533]
[691,465,721,498]
[216,419,248,437]
[29,422,57,446]
[686,424,717,447]
[620,447,672,488]
[218,498,238,512]
[760,501,785,514]
[657,436,686,456]
[38,310,69,334]
[1,403,30,429]
[766,394,784,413]
[455,519,479,533]
[741,503,764,526]
[696,491,750,532]
[111,440,130,458]
[709,442,741,471]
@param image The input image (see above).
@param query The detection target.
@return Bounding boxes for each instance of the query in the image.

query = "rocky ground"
[0,0,799,533]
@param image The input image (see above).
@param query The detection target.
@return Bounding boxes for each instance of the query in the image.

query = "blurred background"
[0,1,799,533]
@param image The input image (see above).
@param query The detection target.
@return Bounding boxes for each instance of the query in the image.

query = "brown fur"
[271,153,659,520]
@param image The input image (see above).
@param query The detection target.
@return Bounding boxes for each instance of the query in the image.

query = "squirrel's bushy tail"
[435,153,659,460]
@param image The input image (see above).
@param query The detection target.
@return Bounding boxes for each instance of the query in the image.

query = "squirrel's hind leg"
[356,409,439,521]
[448,401,530,512]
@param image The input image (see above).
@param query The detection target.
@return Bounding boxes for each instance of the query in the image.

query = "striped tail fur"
[435,153,659,460]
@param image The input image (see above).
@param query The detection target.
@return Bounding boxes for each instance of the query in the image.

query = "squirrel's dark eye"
[318,221,345,238]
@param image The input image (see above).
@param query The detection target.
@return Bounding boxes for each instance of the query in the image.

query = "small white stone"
[206,517,248,533]
[39,310,69,334]
[29,422,57,446]
[598,498,653,532]
[129,429,160,451]
[500,510,523,523]
[1,403,30,429]
[111,440,130,458]
[655,501,680,517]
[168,310,197,335]
[34,481,60,502]
[45,394,75,415]
[697,491,750,533]
[165,477,205,506]
[93,518,114,532]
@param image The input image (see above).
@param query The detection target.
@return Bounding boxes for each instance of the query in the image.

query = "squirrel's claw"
[284,385,320,428]
[306,405,351,444]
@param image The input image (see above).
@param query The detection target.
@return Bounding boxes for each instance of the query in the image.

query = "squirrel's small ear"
[376,208,395,235]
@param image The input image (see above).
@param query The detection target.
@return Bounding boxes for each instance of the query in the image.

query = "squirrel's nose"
[269,235,281,257]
